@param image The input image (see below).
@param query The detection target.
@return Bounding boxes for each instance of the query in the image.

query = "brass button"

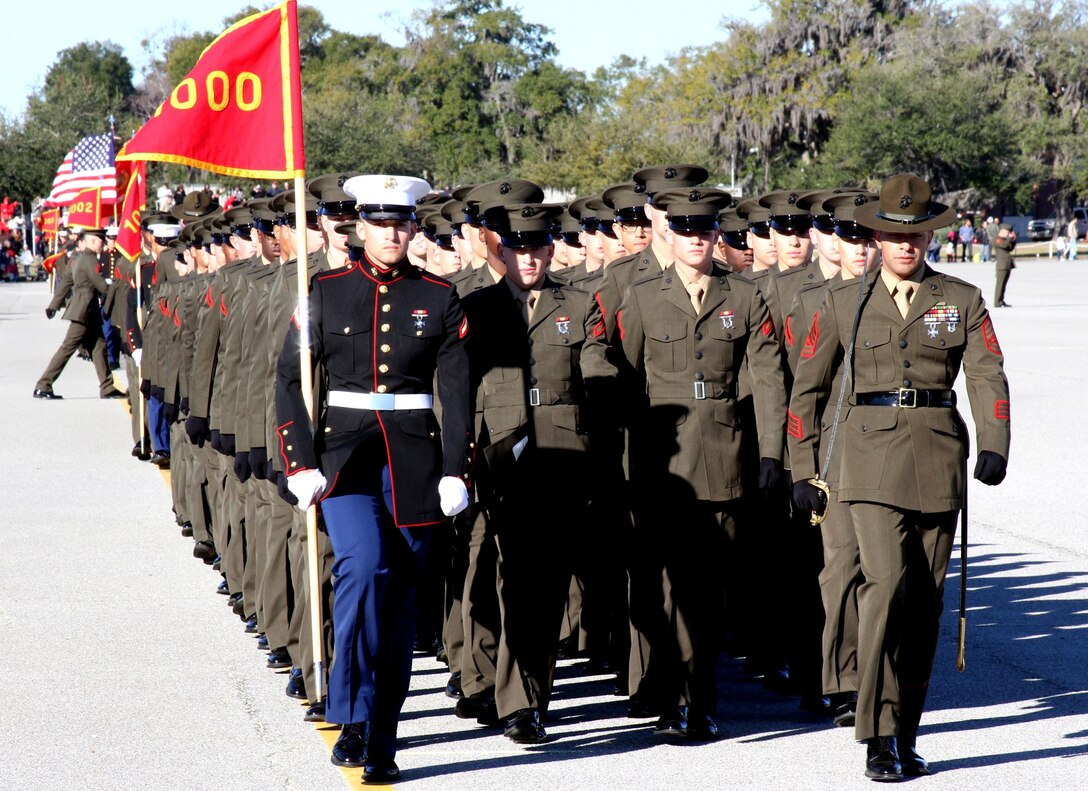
[343,326,351,333]
[381,323,390,332]
[286,444,293,450]
[379,285,389,294]
[378,364,389,373]
[416,330,423,336]
[324,427,331,433]
[377,384,388,393]
[380,344,391,353]
[290,461,298,468]
[282,429,289,435]
[381,304,391,313]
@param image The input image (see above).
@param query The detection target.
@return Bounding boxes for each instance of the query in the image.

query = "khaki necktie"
[893,281,915,319]
[518,290,535,324]
[685,281,704,314]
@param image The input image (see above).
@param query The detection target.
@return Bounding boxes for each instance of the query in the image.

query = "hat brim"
[170,204,219,221]
[854,201,956,233]
[668,217,719,233]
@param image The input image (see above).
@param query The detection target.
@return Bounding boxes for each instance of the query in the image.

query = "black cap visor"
[500,230,554,249]
[359,204,416,221]
[668,216,720,233]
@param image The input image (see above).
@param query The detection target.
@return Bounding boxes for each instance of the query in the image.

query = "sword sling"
[807,270,875,524]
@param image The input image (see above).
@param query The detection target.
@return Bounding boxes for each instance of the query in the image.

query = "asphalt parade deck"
[2,259,1086,790]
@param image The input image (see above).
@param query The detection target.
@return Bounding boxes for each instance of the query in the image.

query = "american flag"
[45,133,117,206]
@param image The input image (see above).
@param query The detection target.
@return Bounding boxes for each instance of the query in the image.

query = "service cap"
[633,164,709,200]
[653,188,733,232]
[343,175,431,221]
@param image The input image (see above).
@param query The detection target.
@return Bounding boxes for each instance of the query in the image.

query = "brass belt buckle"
[529,388,541,407]
[693,381,706,400]
[897,387,918,408]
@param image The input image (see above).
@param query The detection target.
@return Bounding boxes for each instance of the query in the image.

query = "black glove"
[210,429,222,452]
[179,397,189,416]
[185,415,210,447]
[162,401,178,424]
[139,379,151,398]
[150,385,165,402]
[45,308,56,319]
[233,451,252,483]
[274,470,298,506]
[793,480,825,514]
[249,447,269,480]
[219,433,236,456]
[973,451,1007,486]
[758,457,782,491]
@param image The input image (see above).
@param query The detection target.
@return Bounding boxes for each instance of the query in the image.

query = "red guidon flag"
[116,1,305,178]
[115,161,146,262]
[40,208,60,240]
[66,187,113,230]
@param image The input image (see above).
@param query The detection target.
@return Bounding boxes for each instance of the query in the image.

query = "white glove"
[287,468,328,510]
[512,435,529,461]
[438,476,470,517]
[131,348,143,366]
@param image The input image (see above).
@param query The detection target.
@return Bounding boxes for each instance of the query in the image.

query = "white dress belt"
[328,391,434,411]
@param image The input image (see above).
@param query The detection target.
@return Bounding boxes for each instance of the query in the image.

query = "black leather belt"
[855,388,956,408]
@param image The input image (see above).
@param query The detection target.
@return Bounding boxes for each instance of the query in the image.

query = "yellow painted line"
[113,395,370,789]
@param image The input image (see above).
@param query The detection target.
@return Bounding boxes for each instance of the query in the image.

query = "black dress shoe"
[445,672,464,699]
[33,389,62,399]
[132,443,151,459]
[831,691,858,727]
[331,722,369,768]
[100,389,126,399]
[193,541,216,561]
[686,713,721,741]
[504,708,547,744]
[149,451,171,469]
[244,616,258,634]
[435,645,449,665]
[654,706,690,738]
[216,580,230,595]
[212,555,222,571]
[267,646,291,669]
[454,694,500,726]
[865,736,904,782]
[762,665,794,695]
[627,696,661,719]
[361,757,399,784]
[286,668,307,700]
[180,523,194,537]
[799,693,833,716]
[900,743,931,777]
[304,698,326,722]
[256,634,270,651]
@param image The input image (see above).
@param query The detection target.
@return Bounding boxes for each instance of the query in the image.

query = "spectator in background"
[947,227,958,261]
[976,222,990,263]
[958,218,974,262]
[0,195,15,223]
[926,234,941,263]
[1067,217,1079,260]
[156,183,174,212]
[985,217,1000,260]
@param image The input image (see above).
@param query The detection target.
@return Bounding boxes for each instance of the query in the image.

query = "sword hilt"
[808,477,831,525]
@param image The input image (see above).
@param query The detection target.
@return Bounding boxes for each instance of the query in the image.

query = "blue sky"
[2,0,767,120]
